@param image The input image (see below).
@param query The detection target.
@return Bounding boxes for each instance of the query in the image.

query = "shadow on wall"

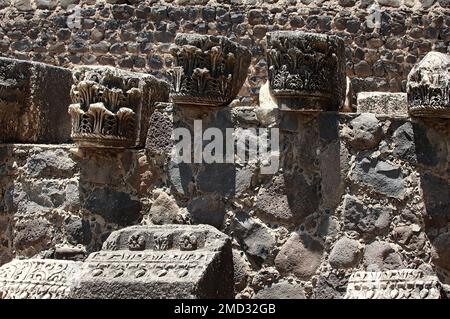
[254,111,341,226]
[168,105,236,229]
[412,119,450,282]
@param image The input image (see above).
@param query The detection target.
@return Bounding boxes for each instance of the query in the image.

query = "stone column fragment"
[407,51,450,118]
[169,33,251,107]
[266,31,346,112]
[68,66,169,148]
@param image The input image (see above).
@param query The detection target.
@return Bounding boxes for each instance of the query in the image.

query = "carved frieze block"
[169,34,251,107]
[0,57,73,143]
[266,31,346,111]
[0,259,81,299]
[344,269,441,299]
[68,66,169,149]
[71,225,233,299]
[407,51,450,118]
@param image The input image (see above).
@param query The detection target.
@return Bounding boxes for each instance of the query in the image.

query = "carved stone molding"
[407,51,450,118]
[344,269,441,299]
[169,33,251,107]
[68,66,169,149]
[0,259,81,299]
[266,31,346,112]
[71,225,234,299]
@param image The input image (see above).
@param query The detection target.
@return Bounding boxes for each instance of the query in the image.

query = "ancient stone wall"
[0,0,448,104]
[1,108,449,298]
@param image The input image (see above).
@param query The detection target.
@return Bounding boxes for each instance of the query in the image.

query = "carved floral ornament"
[266,31,346,112]
[68,66,169,149]
[407,51,450,118]
[169,33,251,107]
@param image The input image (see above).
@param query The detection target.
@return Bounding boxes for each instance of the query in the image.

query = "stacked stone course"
[0,1,449,299]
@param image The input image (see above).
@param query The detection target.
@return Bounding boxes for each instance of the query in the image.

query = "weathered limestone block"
[407,51,450,118]
[0,259,81,299]
[169,33,251,107]
[266,31,346,111]
[357,92,408,116]
[71,225,233,299]
[344,269,441,299]
[0,57,73,143]
[68,66,169,148]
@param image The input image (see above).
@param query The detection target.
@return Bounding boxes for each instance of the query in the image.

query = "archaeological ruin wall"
[0,0,449,300]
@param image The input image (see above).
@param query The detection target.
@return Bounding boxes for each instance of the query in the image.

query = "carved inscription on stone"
[169,34,251,107]
[68,66,169,148]
[407,51,450,118]
[71,225,233,299]
[0,259,81,299]
[344,269,441,299]
[266,31,346,111]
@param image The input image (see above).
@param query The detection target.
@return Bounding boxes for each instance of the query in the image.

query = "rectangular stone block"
[0,259,81,299]
[71,224,233,299]
[345,269,440,299]
[357,92,408,116]
[0,57,73,143]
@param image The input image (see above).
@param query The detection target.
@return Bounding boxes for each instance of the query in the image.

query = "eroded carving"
[0,259,81,299]
[71,225,233,299]
[407,51,450,118]
[68,66,169,148]
[344,269,441,299]
[266,31,346,111]
[169,34,251,107]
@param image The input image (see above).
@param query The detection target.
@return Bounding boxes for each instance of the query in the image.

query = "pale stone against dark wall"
[0,0,448,104]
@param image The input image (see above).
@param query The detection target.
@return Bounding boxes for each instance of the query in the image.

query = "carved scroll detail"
[266,31,346,111]
[169,34,251,107]
[344,269,441,299]
[407,51,450,118]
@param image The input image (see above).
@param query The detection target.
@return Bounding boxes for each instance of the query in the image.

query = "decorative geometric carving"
[0,259,81,299]
[169,34,251,107]
[266,31,346,112]
[407,51,450,118]
[344,269,441,299]
[68,66,169,148]
[71,225,234,299]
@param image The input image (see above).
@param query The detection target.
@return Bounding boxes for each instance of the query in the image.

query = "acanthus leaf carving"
[169,34,251,107]
[68,66,169,149]
[266,31,346,112]
[407,51,450,118]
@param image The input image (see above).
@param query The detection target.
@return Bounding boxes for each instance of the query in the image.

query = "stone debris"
[407,51,450,118]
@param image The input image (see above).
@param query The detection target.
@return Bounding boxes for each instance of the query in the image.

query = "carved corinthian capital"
[169,34,251,107]
[68,66,169,148]
[266,31,346,111]
[407,51,450,118]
